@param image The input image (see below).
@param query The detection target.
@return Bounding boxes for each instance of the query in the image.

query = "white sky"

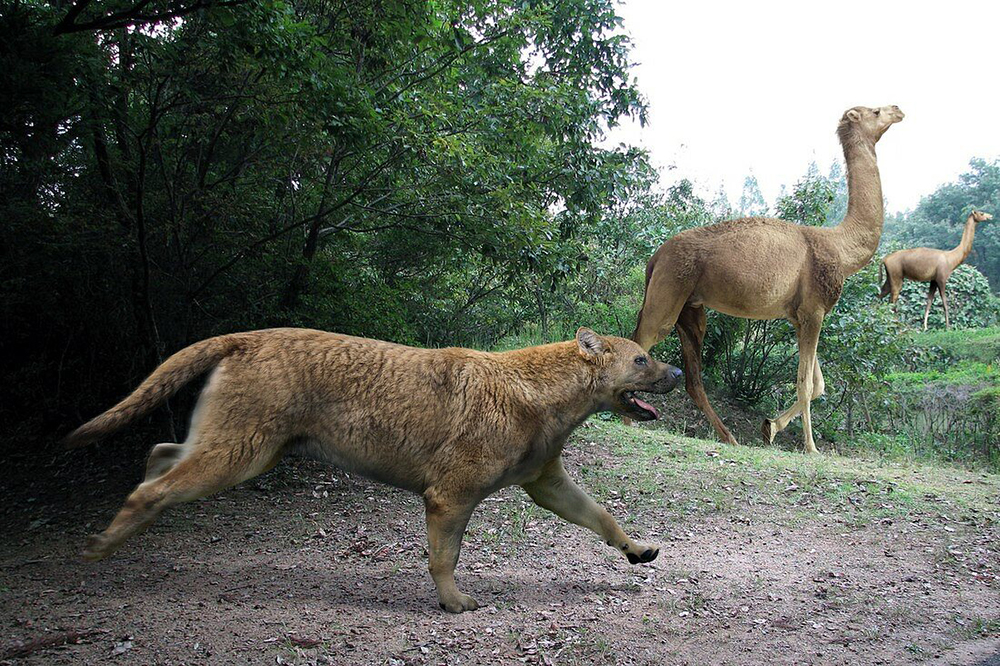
[607,0,1000,213]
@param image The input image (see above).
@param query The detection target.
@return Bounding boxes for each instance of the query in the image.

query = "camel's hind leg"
[762,357,824,444]
[922,282,938,331]
[676,305,738,446]
[939,282,951,329]
[625,277,688,426]
[83,434,284,561]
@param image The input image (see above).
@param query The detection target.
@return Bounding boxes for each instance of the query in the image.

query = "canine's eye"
[634,356,648,366]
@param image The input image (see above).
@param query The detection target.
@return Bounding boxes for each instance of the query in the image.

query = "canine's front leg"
[423,489,479,613]
[521,457,659,565]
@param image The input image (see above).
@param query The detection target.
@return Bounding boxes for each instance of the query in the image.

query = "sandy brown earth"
[2,420,999,665]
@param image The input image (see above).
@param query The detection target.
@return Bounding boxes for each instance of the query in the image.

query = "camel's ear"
[576,327,607,359]
[846,109,861,123]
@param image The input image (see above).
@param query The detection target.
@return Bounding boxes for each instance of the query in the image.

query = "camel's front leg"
[762,357,824,444]
[763,314,823,454]
[423,489,479,613]
[521,458,659,565]
[794,315,823,454]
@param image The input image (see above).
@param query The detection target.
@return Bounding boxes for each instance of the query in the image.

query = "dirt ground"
[2,419,999,665]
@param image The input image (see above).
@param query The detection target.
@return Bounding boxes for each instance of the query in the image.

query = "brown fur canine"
[65,327,682,612]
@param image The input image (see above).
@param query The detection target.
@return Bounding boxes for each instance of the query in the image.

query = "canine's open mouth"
[619,391,659,420]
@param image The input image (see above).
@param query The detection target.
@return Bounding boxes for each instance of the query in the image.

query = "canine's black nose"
[671,367,683,380]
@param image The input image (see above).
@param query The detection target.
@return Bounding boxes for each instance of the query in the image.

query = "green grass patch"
[572,419,1000,527]
[886,360,998,389]
[907,326,1000,366]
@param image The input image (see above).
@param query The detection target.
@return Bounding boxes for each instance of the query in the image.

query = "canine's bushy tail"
[63,335,243,448]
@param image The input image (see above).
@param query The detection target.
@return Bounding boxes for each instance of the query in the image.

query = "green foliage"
[774,168,835,227]
[1,0,654,448]
[814,262,906,440]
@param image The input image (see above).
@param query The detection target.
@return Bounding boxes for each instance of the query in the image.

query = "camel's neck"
[945,216,977,268]
[833,137,883,276]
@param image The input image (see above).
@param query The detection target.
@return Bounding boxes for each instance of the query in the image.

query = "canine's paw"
[626,547,659,565]
[439,593,480,613]
[81,534,111,562]
[761,418,776,445]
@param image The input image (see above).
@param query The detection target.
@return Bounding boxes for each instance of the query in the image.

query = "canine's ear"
[576,327,607,359]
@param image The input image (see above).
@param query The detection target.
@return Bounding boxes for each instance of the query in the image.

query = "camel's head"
[838,105,904,144]
[972,210,993,224]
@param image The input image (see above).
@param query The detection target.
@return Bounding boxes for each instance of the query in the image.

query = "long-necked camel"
[629,105,904,454]
[879,210,993,330]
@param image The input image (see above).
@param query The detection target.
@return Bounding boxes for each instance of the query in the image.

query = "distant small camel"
[879,210,993,330]
[629,105,904,454]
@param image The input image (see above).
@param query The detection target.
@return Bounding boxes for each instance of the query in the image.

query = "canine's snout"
[671,367,683,380]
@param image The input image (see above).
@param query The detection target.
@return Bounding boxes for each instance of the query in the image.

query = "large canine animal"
[66,327,682,612]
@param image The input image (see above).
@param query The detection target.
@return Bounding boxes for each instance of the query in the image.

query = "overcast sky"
[606,0,1000,213]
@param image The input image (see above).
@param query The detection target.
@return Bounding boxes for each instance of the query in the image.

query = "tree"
[0,0,655,454]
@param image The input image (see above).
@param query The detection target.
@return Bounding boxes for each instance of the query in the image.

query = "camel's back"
[885,248,949,281]
[654,217,834,318]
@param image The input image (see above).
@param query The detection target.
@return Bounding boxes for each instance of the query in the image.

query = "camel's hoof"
[761,419,776,445]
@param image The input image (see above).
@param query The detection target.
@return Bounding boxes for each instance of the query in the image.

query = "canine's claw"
[81,534,109,562]
[626,547,659,565]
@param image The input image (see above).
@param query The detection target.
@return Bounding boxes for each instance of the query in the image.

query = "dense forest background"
[2,0,998,470]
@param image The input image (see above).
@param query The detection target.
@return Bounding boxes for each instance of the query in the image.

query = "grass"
[886,360,998,389]
[955,616,1000,640]
[908,326,1000,365]
[571,419,1000,528]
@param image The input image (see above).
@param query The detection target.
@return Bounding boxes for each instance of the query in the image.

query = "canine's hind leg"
[521,457,659,566]
[423,488,479,613]
[83,437,284,561]
[144,443,186,482]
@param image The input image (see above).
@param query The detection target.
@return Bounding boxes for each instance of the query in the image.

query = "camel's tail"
[63,335,244,448]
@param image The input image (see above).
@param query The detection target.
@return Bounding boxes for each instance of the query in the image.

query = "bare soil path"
[2,421,998,665]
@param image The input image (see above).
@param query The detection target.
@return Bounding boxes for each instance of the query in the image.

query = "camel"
[628,105,904,454]
[879,210,993,330]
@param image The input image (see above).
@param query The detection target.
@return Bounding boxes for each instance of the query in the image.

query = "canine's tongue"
[634,396,658,419]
